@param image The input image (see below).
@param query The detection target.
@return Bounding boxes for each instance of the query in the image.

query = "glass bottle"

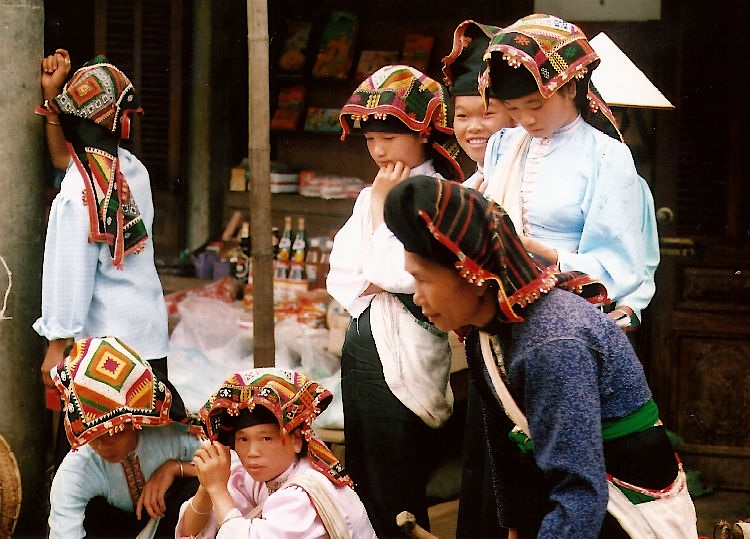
[291,217,308,263]
[271,226,280,258]
[277,216,293,261]
[305,237,322,285]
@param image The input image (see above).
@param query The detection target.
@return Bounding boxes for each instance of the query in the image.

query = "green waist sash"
[508,398,659,453]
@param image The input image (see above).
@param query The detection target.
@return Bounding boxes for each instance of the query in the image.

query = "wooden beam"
[247,0,274,366]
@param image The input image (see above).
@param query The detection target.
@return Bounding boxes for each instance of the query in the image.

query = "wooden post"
[247,0,274,366]
[0,1,47,534]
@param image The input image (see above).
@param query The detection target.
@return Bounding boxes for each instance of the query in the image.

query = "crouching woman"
[383,176,698,538]
[177,368,376,538]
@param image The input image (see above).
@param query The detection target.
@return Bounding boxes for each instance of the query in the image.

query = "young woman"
[177,368,375,538]
[442,20,515,191]
[479,14,659,329]
[327,64,463,537]
[34,54,170,387]
[441,20,516,538]
[383,175,697,538]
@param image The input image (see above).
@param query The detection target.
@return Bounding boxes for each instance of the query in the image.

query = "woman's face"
[404,251,496,331]
[234,423,302,483]
[453,96,514,165]
[89,426,139,463]
[365,132,426,169]
[501,83,578,139]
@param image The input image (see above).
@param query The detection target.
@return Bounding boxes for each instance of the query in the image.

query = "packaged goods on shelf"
[355,50,399,80]
[230,166,249,191]
[270,172,300,193]
[298,170,365,199]
[270,85,308,130]
[277,20,313,73]
[402,33,434,72]
[311,11,358,78]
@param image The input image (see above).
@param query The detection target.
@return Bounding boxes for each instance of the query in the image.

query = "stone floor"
[427,490,750,538]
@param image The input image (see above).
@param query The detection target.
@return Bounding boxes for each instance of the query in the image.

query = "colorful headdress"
[200,368,353,488]
[51,336,198,450]
[442,20,501,98]
[479,13,622,141]
[384,176,608,326]
[36,56,148,268]
[339,64,464,182]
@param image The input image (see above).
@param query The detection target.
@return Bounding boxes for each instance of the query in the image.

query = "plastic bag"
[274,318,344,429]
[168,296,254,413]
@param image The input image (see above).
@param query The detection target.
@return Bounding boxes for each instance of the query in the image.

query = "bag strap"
[244,471,351,539]
[479,331,530,435]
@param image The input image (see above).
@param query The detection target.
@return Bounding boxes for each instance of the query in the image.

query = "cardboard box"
[230,167,248,191]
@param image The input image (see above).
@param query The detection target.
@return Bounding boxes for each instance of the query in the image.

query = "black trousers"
[82,476,198,538]
[341,307,441,539]
[456,379,503,539]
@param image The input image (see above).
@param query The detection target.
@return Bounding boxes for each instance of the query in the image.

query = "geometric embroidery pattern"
[52,337,172,449]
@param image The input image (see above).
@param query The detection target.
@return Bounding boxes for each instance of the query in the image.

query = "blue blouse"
[484,118,658,315]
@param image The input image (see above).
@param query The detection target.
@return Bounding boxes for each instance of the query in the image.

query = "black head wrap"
[442,20,502,98]
[384,176,608,325]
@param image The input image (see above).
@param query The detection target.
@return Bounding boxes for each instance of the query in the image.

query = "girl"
[441,20,515,190]
[327,64,463,538]
[383,175,697,538]
[441,20,516,539]
[178,368,376,538]
[479,14,658,328]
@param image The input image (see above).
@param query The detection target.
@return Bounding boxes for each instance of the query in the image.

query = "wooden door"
[94,0,188,257]
[644,0,750,490]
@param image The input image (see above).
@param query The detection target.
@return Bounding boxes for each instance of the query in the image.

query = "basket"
[0,433,21,537]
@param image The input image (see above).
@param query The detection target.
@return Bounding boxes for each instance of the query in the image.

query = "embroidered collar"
[266,458,300,494]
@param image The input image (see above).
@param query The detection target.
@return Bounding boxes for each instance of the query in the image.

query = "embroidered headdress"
[36,56,148,268]
[200,368,353,488]
[339,64,464,182]
[479,13,622,141]
[384,176,608,325]
[51,336,199,450]
[442,20,501,98]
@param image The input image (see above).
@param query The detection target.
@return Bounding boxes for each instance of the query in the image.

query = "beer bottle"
[277,216,293,261]
[271,227,280,258]
[291,217,308,263]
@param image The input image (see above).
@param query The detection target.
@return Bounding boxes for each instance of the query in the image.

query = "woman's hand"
[519,235,558,267]
[370,161,411,229]
[41,339,71,388]
[136,459,180,520]
[464,172,488,194]
[41,49,71,100]
[193,442,232,495]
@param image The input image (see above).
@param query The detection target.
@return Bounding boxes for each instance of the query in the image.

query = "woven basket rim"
[0,433,22,536]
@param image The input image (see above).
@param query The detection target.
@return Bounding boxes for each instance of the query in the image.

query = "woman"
[327,65,463,537]
[383,175,697,538]
[480,14,659,329]
[177,368,375,538]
